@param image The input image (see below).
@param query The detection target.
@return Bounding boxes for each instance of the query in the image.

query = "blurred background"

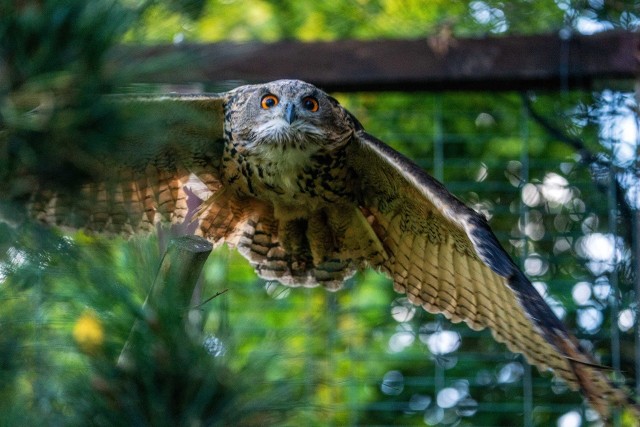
[1,1,639,426]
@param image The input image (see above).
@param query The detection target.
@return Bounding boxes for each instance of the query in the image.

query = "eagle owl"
[16,79,639,420]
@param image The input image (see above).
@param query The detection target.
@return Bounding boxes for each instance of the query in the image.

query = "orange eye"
[302,96,319,112]
[261,94,279,109]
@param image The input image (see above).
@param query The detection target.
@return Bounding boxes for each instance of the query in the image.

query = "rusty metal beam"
[111,31,639,92]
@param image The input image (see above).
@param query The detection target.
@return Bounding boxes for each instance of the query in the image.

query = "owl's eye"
[261,94,279,109]
[302,96,319,112]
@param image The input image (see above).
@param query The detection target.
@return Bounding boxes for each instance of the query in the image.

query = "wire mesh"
[210,88,639,426]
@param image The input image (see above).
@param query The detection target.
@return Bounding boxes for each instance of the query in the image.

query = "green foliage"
[2,1,639,426]
[0,0,135,198]
[0,229,310,426]
[127,0,639,43]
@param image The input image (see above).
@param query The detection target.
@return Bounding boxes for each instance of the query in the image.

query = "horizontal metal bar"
[111,31,639,92]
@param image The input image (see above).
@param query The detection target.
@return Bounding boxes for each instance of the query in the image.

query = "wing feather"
[348,128,637,420]
[25,94,226,235]
[452,249,478,326]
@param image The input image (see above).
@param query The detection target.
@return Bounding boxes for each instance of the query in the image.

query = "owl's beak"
[284,103,296,124]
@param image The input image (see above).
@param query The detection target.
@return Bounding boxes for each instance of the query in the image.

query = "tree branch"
[521,93,634,249]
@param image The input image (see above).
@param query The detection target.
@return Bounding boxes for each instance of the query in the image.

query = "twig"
[194,288,229,309]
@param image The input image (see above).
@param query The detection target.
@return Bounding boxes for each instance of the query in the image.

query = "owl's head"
[225,80,354,154]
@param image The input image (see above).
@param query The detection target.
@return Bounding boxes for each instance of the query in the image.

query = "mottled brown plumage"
[15,80,640,420]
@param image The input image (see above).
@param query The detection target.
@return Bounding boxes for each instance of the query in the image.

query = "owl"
[12,79,639,420]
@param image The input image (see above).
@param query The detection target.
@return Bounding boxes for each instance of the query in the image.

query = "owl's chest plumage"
[221,134,352,209]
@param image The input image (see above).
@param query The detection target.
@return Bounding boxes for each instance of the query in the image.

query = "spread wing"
[7,92,290,279]
[19,94,227,235]
[347,129,638,420]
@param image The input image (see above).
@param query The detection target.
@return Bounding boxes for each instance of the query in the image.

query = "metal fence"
[208,88,638,426]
